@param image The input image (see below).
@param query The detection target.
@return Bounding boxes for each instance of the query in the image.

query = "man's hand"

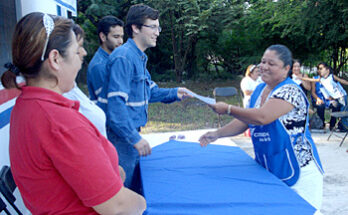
[199,131,219,147]
[209,102,229,115]
[134,138,151,156]
[177,87,194,100]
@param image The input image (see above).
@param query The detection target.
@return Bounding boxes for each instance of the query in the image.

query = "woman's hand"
[316,98,324,105]
[209,102,229,114]
[199,131,219,147]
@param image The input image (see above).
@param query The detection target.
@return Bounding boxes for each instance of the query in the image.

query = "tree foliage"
[76,0,348,83]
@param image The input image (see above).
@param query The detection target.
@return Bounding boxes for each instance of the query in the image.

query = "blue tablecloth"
[140,140,316,215]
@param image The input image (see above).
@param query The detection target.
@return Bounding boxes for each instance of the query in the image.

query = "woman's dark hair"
[73,23,85,41]
[266,44,293,77]
[97,15,124,44]
[266,44,293,68]
[293,59,301,66]
[125,4,159,38]
[288,59,301,77]
[1,12,74,89]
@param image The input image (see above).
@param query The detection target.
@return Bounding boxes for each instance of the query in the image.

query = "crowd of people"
[1,3,347,215]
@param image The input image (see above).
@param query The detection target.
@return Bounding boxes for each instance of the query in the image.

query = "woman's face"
[58,31,82,93]
[77,37,87,61]
[259,50,290,87]
[250,67,260,81]
[292,62,301,75]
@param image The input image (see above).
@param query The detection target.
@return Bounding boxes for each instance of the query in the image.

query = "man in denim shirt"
[87,16,124,103]
[98,4,190,191]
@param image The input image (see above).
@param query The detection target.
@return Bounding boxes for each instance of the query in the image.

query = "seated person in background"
[1,12,145,215]
[200,44,324,211]
[240,64,260,107]
[291,59,311,94]
[310,62,348,131]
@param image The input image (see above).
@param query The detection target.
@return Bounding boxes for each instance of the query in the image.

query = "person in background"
[1,12,145,214]
[240,64,261,108]
[310,62,348,131]
[291,59,311,95]
[63,24,108,137]
[87,15,124,103]
[199,44,323,211]
[98,4,192,192]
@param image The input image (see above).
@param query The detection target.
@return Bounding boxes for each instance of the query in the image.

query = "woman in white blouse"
[240,64,261,107]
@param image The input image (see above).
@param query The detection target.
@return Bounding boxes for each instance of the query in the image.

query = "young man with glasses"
[87,16,124,103]
[98,4,191,192]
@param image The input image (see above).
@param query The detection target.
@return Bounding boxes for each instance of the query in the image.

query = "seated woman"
[200,45,323,211]
[240,64,260,107]
[291,59,311,94]
[1,12,145,215]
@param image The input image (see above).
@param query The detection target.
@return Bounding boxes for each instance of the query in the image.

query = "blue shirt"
[312,75,330,108]
[87,47,109,103]
[98,39,179,145]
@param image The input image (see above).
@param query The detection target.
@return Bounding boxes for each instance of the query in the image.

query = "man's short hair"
[97,15,124,44]
[125,4,159,38]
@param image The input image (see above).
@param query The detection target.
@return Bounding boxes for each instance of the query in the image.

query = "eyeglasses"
[41,14,55,61]
[142,24,162,33]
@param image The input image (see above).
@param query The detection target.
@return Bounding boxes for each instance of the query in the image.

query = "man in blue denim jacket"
[98,4,191,191]
[87,16,124,103]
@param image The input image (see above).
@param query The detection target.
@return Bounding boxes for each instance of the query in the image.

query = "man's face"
[135,19,160,51]
[102,25,124,54]
[318,64,330,77]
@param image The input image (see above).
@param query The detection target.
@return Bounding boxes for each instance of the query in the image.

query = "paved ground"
[232,130,348,215]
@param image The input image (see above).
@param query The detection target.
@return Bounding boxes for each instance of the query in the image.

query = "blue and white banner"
[0,83,21,166]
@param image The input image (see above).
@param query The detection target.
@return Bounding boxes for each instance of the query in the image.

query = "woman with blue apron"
[200,45,324,212]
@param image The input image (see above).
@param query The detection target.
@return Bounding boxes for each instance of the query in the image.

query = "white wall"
[20,0,77,18]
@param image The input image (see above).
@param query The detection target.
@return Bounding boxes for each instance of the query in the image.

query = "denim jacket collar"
[127,38,148,62]
[98,46,109,58]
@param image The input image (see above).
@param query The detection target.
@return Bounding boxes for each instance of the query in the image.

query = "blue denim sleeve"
[107,57,142,145]
[87,63,106,102]
[148,78,180,103]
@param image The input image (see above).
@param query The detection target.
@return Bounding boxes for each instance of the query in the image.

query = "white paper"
[184,89,216,105]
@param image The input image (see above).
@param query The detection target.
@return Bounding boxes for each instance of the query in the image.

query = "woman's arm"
[311,82,324,105]
[199,119,248,147]
[210,98,294,125]
[333,75,348,86]
[242,90,253,96]
[300,74,311,91]
[93,187,146,215]
[300,77,320,82]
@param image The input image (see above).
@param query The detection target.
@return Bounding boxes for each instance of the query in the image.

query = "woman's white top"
[240,76,259,108]
[319,74,346,99]
[63,83,107,137]
[292,74,302,85]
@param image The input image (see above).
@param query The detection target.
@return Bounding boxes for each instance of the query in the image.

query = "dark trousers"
[313,100,344,129]
[107,130,143,195]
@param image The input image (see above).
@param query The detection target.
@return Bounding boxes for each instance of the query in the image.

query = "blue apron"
[249,77,324,186]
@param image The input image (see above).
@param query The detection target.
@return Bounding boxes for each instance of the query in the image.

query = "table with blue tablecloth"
[140,131,316,215]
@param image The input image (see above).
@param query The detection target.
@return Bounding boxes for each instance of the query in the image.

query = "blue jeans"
[107,130,142,194]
